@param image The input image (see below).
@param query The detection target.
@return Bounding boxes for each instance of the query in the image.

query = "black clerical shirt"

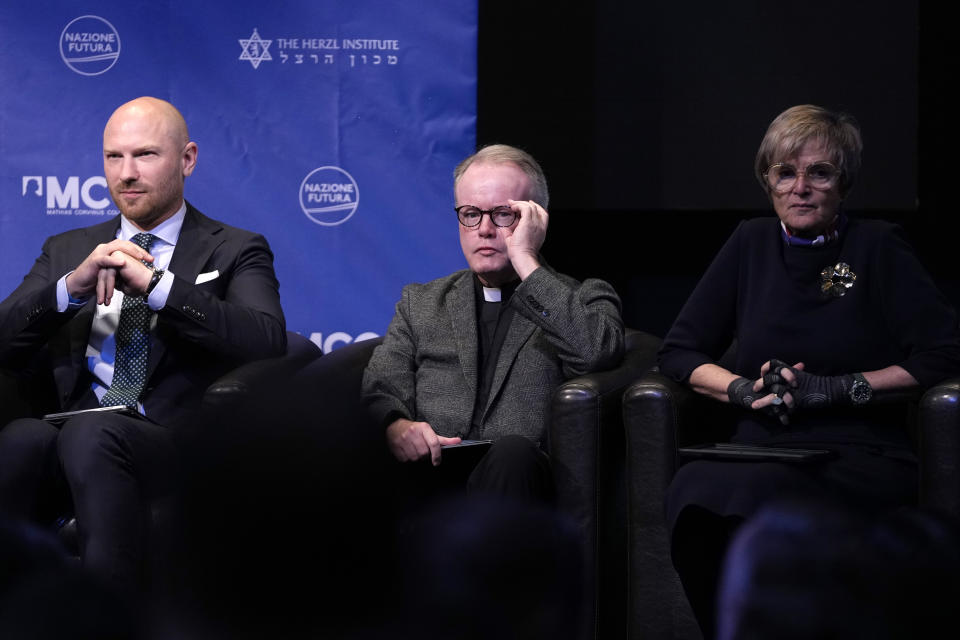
[469,275,519,437]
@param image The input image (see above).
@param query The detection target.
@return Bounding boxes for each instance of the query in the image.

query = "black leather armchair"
[550,328,662,640]
[172,328,660,640]
[622,371,960,640]
[52,330,324,557]
[224,328,662,640]
[919,377,960,514]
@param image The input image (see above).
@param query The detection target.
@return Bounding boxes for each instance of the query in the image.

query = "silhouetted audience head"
[396,493,583,640]
[717,499,960,640]
[0,515,137,639]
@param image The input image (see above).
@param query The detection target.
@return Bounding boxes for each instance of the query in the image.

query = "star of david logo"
[239,28,272,69]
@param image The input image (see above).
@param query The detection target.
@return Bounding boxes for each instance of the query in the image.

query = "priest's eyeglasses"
[455,205,519,228]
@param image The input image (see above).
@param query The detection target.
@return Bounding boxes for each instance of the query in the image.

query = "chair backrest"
[289,336,385,436]
[305,336,383,389]
[202,330,323,411]
[286,330,324,363]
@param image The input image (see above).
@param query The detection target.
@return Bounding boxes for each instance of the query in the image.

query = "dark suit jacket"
[0,203,286,424]
[362,267,624,443]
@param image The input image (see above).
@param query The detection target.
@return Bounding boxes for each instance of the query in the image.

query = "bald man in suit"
[0,97,285,589]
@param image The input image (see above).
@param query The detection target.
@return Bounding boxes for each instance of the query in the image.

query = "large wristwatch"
[848,372,873,405]
[146,267,165,295]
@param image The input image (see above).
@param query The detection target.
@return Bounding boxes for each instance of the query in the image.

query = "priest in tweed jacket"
[362,144,623,502]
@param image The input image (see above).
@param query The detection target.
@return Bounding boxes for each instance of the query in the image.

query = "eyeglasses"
[763,162,841,194]
[455,205,518,228]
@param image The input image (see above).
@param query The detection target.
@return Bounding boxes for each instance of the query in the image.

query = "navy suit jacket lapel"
[147,204,224,377]
[166,204,223,285]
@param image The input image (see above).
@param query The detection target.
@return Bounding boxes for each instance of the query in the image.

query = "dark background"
[476,0,952,338]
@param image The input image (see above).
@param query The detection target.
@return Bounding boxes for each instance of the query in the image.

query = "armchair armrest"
[551,329,662,521]
[622,371,715,640]
[202,331,322,410]
[623,371,707,537]
[623,371,737,488]
[549,328,661,640]
[919,376,960,514]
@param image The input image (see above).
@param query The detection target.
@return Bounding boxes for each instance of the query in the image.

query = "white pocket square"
[195,270,219,284]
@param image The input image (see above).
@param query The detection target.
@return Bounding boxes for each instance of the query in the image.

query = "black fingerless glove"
[761,361,793,404]
[728,375,791,424]
[727,376,760,409]
[783,367,855,409]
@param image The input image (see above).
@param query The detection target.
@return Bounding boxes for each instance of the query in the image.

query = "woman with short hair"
[658,104,960,638]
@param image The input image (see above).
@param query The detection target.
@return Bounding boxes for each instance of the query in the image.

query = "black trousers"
[393,435,554,521]
[0,411,175,590]
[466,435,554,502]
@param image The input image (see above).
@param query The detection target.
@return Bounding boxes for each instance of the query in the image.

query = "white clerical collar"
[118,202,187,247]
[482,286,502,302]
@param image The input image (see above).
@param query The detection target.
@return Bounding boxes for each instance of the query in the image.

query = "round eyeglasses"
[763,162,841,194]
[455,205,519,228]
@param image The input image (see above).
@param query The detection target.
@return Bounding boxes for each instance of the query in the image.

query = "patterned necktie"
[100,232,157,409]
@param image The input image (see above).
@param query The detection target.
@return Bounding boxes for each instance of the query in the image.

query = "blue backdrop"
[0,1,477,352]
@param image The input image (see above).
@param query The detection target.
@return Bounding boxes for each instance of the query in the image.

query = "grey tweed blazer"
[362,266,624,443]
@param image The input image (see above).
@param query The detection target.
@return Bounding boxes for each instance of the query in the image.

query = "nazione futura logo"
[300,166,360,226]
[60,15,121,76]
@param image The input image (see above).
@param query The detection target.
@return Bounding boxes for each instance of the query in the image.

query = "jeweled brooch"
[820,262,856,297]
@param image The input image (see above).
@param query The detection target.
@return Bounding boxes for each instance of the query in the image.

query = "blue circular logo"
[60,16,121,76]
[299,166,360,226]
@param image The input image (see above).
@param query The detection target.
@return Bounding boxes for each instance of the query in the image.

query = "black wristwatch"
[146,267,165,295]
[848,372,873,405]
